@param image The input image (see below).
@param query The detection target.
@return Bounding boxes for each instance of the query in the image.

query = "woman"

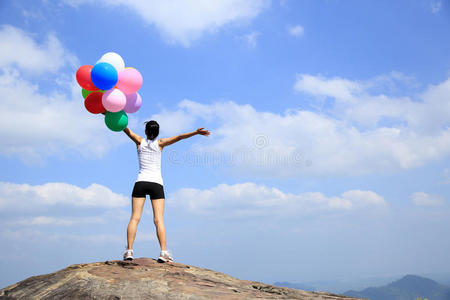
[122,120,210,262]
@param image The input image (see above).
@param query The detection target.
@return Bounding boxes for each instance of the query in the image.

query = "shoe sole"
[157,257,173,263]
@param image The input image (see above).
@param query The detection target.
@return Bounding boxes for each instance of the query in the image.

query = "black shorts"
[132,181,165,199]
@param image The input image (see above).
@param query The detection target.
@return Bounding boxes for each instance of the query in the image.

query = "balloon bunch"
[76,52,143,132]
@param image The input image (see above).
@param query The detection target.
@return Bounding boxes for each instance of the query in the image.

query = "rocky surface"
[0,258,364,299]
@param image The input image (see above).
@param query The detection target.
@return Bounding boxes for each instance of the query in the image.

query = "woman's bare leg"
[127,197,146,250]
[151,198,166,251]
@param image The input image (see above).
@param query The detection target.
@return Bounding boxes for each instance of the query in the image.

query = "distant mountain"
[419,272,450,287]
[273,281,316,291]
[343,274,450,300]
[273,276,401,295]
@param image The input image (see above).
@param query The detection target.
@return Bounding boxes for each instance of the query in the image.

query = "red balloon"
[84,92,106,114]
[76,65,99,91]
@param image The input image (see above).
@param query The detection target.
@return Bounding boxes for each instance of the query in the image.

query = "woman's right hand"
[196,127,211,136]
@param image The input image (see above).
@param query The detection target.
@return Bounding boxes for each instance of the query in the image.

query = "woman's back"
[136,138,163,186]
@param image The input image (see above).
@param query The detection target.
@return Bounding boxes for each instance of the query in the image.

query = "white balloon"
[97,52,125,73]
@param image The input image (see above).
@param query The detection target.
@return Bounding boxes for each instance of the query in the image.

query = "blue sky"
[1,0,450,292]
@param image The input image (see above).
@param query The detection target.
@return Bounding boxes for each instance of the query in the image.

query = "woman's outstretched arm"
[159,128,210,150]
[123,127,143,146]
[101,110,142,146]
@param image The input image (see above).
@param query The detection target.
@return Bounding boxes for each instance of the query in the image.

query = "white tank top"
[136,138,163,186]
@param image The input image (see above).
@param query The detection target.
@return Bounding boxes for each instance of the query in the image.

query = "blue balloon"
[91,62,118,90]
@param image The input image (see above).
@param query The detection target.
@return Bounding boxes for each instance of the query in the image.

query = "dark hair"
[144,120,159,140]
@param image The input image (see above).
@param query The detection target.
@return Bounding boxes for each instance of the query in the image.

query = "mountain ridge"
[343,274,450,300]
[0,258,363,299]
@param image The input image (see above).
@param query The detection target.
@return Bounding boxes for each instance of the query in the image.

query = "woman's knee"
[153,217,163,226]
[130,215,141,223]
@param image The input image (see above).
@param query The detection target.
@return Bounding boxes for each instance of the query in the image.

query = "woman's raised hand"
[196,127,211,136]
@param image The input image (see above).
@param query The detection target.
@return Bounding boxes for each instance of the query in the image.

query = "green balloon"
[105,111,128,132]
[82,88,91,99]
[82,88,104,99]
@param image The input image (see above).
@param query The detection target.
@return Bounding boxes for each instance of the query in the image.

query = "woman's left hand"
[196,128,211,136]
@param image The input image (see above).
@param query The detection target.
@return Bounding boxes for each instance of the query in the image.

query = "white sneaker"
[158,250,173,262]
[123,248,134,261]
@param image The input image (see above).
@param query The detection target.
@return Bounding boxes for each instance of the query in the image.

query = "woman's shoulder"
[153,138,163,151]
[137,138,148,149]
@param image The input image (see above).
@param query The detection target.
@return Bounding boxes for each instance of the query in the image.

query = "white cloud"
[410,192,445,207]
[168,182,386,218]
[0,68,126,164]
[0,182,129,210]
[0,26,126,164]
[237,31,261,49]
[9,215,105,226]
[3,210,130,227]
[287,24,304,37]
[294,73,450,131]
[0,25,77,73]
[148,73,450,176]
[431,0,442,13]
[294,74,363,102]
[65,0,270,46]
[294,72,419,104]
[340,190,386,208]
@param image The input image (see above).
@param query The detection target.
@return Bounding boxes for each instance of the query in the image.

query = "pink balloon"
[102,89,126,112]
[123,92,142,113]
[117,68,143,94]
